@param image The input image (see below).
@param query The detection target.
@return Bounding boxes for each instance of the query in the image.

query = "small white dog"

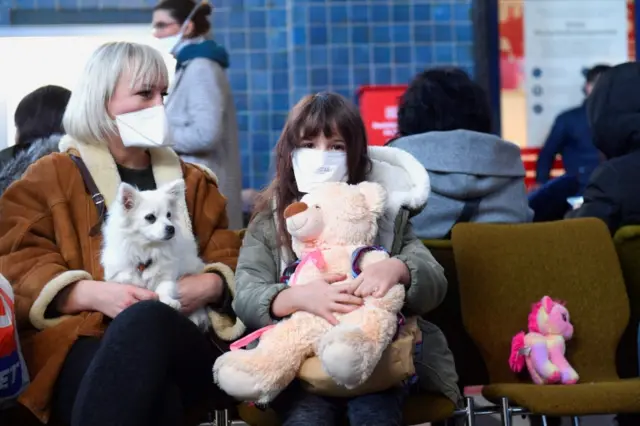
[101,179,209,329]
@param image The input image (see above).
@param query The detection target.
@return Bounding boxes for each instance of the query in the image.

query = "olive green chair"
[613,226,640,380]
[452,219,640,425]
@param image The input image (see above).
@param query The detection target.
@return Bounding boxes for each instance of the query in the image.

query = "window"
[0,24,175,148]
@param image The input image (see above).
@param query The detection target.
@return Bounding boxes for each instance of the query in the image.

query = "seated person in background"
[0,85,71,195]
[528,175,581,222]
[388,67,532,239]
[0,42,241,426]
[534,65,610,193]
[567,62,640,235]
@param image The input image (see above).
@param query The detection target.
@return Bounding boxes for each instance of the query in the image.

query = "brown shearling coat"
[0,136,243,423]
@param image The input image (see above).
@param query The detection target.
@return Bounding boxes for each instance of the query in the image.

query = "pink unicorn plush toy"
[509,296,579,385]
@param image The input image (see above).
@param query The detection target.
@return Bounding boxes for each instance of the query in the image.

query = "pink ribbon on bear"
[230,249,327,351]
[289,249,327,286]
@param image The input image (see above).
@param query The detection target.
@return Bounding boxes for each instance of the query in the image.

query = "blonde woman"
[0,42,242,426]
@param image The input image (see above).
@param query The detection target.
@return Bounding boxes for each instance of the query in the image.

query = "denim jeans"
[271,381,407,426]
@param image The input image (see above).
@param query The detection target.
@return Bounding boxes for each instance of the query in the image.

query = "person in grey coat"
[389,68,533,239]
[152,0,243,229]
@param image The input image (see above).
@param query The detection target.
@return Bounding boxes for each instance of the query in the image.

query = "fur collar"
[59,135,195,239]
[59,135,184,208]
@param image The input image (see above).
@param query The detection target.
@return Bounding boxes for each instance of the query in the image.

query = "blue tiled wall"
[0,0,474,190]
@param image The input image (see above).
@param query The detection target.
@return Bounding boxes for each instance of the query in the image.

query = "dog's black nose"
[165,225,175,237]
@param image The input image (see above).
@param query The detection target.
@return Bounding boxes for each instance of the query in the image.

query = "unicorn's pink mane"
[528,301,542,333]
[528,297,566,334]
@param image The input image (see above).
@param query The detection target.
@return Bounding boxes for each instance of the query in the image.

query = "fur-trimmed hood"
[0,134,62,196]
[367,145,430,216]
[366,146,430,249]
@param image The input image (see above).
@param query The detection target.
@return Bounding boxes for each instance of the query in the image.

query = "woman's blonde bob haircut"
[63,41,169,145]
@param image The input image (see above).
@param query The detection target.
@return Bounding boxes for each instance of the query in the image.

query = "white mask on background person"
[115,105,174,148]
[292,148,348,193]
[154,1,204,56]
[155,33,183,56]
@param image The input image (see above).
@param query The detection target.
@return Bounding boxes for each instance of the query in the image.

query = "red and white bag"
[0,274,29,409]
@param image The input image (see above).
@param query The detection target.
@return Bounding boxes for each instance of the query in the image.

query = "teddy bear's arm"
[358,250,390,270]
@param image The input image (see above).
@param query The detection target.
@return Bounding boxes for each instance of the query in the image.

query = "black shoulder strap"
[69,155,106,236]
[445,198,481,239]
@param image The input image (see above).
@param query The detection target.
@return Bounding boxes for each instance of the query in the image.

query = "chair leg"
[571,416,581,426]
[541,415,548,426]
[214,409,229,426]
[500,397,512,426]
[465,396,476,426]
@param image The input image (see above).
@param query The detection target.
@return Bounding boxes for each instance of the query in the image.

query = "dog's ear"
[163,179,186,200]
[117,183,138,211]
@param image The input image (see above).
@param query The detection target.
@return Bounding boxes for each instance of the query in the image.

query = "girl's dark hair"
[154,0,212,37]
[14,85,71,154]
[255,92,372,248]
[397,67,493,136]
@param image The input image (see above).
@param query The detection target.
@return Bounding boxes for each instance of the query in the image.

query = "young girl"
[233,92,451,425]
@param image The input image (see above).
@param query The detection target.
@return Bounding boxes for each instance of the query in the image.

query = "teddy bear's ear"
[357,182,387,215]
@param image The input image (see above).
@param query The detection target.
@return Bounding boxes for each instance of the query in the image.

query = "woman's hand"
[178,273,224,314]
[272,273,363,325]
[352,258,410,298]
[57,280,158,318]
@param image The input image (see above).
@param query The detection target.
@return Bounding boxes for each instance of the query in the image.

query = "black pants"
[52,300,229,426]
[270,380,406,426]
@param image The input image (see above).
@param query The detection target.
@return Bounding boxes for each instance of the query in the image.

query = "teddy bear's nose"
[284,202,308,219]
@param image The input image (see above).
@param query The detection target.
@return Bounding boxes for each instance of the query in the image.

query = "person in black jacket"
[567,62,640,235]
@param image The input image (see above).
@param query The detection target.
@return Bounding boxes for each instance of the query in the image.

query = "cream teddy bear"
[213,182,406,404]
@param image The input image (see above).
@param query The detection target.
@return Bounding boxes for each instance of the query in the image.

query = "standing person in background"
[535,64,611,192]
[0,85,71,195]
[152,0,243,229]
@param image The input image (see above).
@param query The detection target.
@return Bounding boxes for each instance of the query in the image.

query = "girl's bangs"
[293,98,343,142]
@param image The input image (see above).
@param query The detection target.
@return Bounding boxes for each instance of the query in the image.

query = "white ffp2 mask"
[292,148,348,193]
[115,105,173,149]
[154,0,204,56]
[155,33,183,56]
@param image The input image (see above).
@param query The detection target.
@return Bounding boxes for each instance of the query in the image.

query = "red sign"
[521,147,565,190]
[357,85,407,146]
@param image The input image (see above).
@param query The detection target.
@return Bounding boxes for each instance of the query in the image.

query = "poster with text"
[524,0,629,147]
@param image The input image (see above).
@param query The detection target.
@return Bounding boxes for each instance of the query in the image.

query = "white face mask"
[155,33,183,56]
[292,148,348,193]
[154,1,203,56]
[115,105,173,149]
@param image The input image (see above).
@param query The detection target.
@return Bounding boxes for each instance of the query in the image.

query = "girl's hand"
[58,280,158,318]
[273,273,363,325]
[352,258,410,298]
[178,273,224,314]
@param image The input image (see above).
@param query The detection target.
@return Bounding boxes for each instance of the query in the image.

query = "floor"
[212,395,616,425]
[416,394,615,426]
